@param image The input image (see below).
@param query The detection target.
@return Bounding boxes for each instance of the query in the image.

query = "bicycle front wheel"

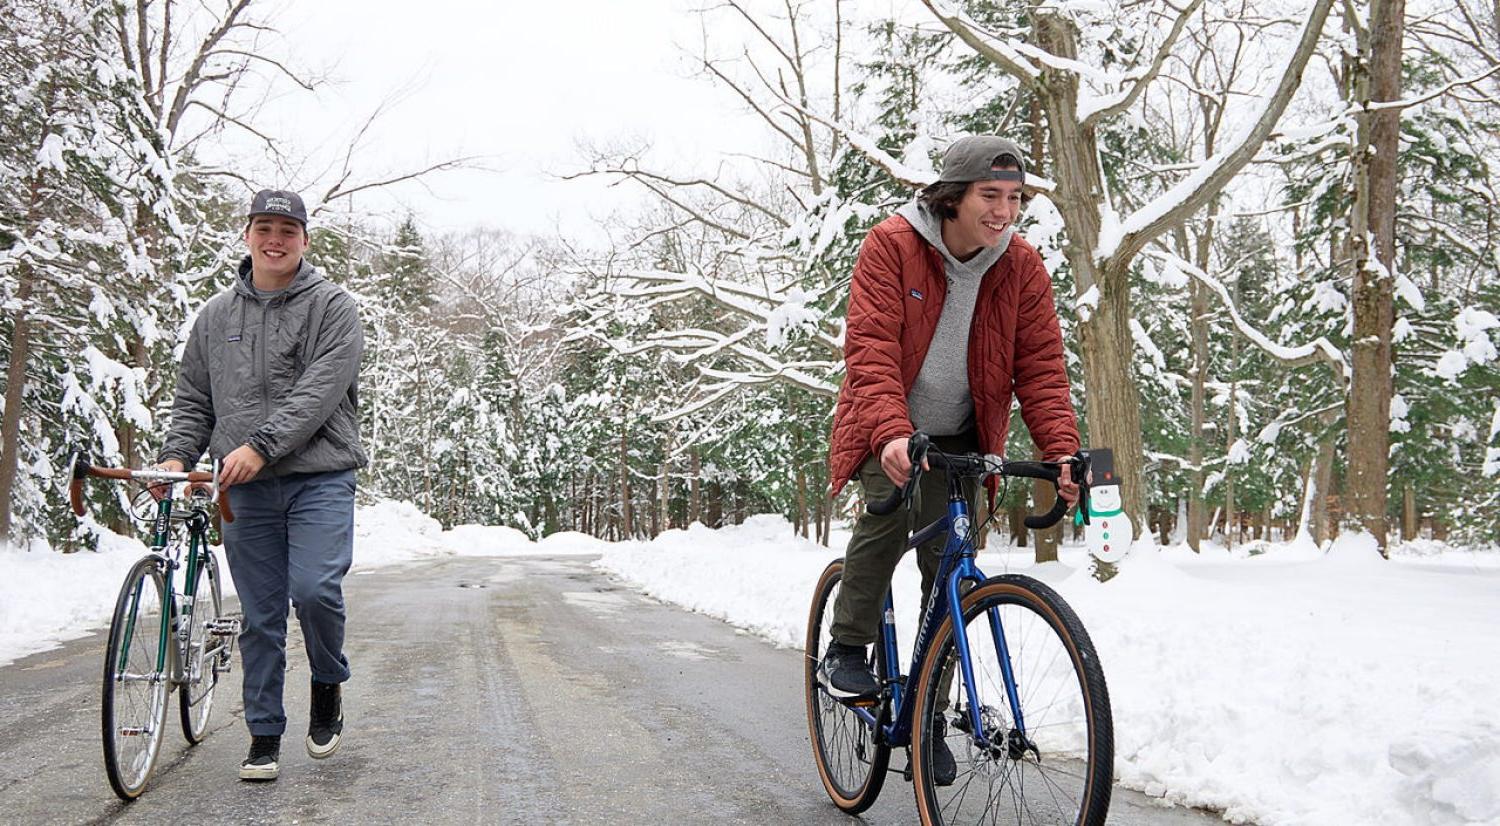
[804,559,890,813]
[180,550,224,744]
[911,574,1113,825]
[102,558,171,800]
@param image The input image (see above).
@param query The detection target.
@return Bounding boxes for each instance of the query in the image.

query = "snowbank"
[0,529,165,668]
[0,498,584,667]
[350,499,598,566]
[596,519,1500,826]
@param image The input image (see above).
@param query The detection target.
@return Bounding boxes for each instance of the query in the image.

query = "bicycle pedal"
[207,617,241,637]
[845,695,879,708]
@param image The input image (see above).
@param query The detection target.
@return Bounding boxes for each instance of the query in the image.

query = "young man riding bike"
[820,137,1081,784]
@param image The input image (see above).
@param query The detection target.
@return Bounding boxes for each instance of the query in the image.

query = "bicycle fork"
[946,572,1031,758]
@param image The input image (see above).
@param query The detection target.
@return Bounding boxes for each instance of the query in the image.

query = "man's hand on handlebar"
[1051,457,1080,506]
[149,459,186,501]
[881,437,930,486]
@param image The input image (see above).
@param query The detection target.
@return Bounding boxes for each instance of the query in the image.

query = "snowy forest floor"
[3,500,1495,826]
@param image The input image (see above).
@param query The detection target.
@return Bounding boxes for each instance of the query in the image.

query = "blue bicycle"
[805,434,1113,824]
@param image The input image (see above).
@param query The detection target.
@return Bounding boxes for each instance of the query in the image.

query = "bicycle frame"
[117,486,219,693]
[847,474,1020,753]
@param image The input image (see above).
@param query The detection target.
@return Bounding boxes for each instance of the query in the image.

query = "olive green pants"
[830,430,981,647]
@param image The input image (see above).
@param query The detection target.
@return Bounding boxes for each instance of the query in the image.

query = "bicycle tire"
[179,550,223,744]
[911,575,1113,825]
[805,559,891,813]
[102,557,171,800]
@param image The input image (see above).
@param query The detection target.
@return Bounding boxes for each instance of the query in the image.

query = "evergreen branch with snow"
[1144,248,1348,386]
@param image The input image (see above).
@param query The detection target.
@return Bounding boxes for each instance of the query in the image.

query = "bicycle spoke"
[918,578,1109,825]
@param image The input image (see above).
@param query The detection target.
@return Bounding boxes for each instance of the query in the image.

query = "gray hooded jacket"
[895,200,1014,436]
[158,256,368,478]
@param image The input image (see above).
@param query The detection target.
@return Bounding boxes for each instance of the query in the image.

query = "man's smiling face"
[244,215,308,281]
[947,177,1023,256]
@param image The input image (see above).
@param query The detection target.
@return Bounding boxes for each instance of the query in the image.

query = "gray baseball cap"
[247,189,308,226]
[937,136,1027,185]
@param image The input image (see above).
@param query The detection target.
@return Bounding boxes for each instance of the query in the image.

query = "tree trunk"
[1033,12,1148,537]
[1188,271,1208,552]
[1401,483,1417,543]
[1344,0,1404,555]
[689,448,701,525]
[618,427,633,539]
[796,459,808,539]
[1008,504,1027,548]
[1032,478,1059,563]
[975,494,990,550]
[705,480,723,528]
[0,273,35,545]
[1184,88,1221,553]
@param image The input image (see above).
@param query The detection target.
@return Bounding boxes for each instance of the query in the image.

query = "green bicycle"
[69,455,240,800]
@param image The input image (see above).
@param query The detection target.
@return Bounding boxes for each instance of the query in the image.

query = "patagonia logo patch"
[909,289,924,300]
[227,335,242,342]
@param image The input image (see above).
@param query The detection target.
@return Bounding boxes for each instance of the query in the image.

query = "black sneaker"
[930,717,957,787]
[817,641,880,699]
[306,681,344,759]
[239,735,280,781]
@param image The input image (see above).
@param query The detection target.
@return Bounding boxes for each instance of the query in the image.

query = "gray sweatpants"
[222,469,355,737]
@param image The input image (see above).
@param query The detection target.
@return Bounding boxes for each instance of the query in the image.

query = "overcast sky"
[222,0,785,243]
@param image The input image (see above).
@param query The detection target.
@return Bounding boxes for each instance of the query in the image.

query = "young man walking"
[820,137,1082,784]
[157,189,366,781]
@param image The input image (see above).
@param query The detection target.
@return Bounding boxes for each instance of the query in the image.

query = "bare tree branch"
[164,0,254,136]
[316,156,481,210]
[1083,0,1207,127]
[1102,0,1336,268]
[921,0,1040,85]
[205,48,318,91]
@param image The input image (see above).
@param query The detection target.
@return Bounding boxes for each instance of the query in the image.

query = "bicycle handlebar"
[68,454,235,523]
[866,433,1086,531]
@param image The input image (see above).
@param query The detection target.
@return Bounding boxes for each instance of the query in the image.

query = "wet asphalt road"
[0,555,1234,825]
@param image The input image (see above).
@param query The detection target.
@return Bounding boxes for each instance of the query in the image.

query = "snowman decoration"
[1076,448,1130,563]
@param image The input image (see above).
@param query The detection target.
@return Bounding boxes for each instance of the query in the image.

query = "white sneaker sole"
[239,761,279,781]
[306,721,342,759]
[816,667,879,702]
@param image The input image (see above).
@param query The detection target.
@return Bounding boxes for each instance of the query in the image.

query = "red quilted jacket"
[828,214,1080,495]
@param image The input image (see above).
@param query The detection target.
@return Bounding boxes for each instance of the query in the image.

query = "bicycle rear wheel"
[180,551,224,744]
[102,558,171,800]
[911,575,1112,825]
[805,559,890,813]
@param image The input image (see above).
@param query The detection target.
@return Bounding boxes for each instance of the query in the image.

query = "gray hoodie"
[895,200,1014,436]
[158,256,368,478]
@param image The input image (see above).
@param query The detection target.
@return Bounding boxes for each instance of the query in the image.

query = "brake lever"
[1075,453,1092,526]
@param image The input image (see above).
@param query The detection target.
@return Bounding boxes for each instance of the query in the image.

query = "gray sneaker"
[817,641,880,699]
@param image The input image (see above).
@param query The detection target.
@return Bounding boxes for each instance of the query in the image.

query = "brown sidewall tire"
[910,575,1113,826]
[805,558,891,813]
